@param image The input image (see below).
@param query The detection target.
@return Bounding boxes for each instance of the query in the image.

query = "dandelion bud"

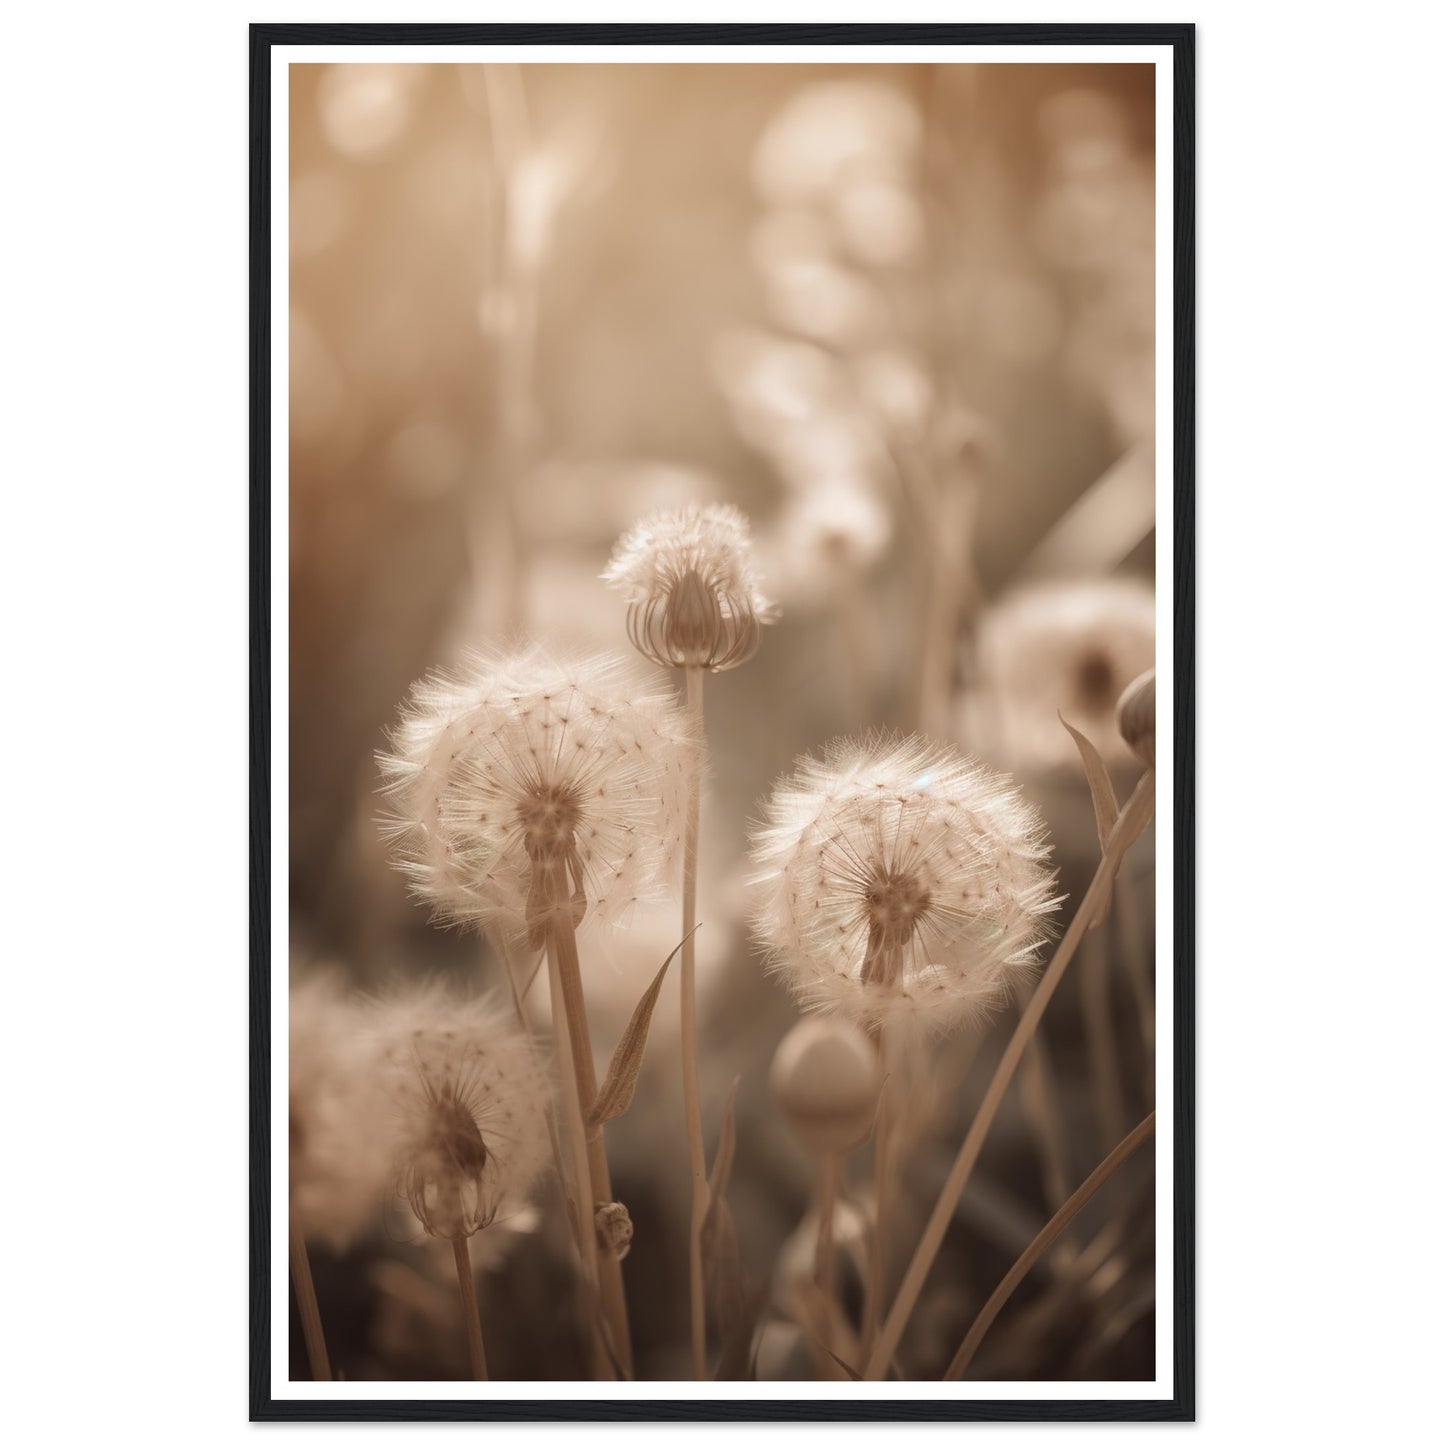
[1116,667,1156,769]
[750,735,1059,1037]
[603,503,777,672]
[379,647,698,943]
[373,990,551,1241]
[770,1017,882,1155]
[594,1200,633,1260]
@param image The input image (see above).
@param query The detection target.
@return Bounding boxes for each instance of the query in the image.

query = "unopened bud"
[1116,668,1156,769]
[595,1200,633,1260]
[770,1017,882,1156]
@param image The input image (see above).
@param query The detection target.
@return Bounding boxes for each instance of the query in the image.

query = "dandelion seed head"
[603,503,777,671]
[371,988,550,1241]
[749,734,1058,1037]
[962,578,1155,772]
[289,972,391,1250]
[379,647,698,942]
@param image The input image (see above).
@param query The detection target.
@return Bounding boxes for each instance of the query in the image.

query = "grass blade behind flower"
[942,1111,1156,1381]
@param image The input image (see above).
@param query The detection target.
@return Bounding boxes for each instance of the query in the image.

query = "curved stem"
[1114,859,1157,1064]
[288,1217,330,1382]
[681,663,708,1378]
[452,1235,490,1381]
[942,1112,1156,1380]
[863,770,1155,1379]
[1019,1032,1074,1221]
[1081,928,1127,1154]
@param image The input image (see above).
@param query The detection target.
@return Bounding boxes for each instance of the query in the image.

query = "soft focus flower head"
[290,971,392,1250]
[371,987,551,1241]
[603,503,777,671]
[379,647,699,944]
[961,577,1156,772]
[749,734,1058,1037]
[751,80,921,205]
[767,480,892,609]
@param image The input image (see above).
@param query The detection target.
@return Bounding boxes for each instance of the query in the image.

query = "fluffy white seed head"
[379,647,699,944]
[289,972,391,1250]
[371,988,551,1241]
[603,503,777,671]
[749,735,1059,1037]
[963,578,1155,772]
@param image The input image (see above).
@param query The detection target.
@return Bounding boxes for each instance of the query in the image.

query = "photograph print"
[252,22,1194,1421]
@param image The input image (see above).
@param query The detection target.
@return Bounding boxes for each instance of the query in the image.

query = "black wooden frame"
[249,21,1195,1422]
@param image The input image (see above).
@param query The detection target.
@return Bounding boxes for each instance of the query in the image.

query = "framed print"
[251,21,1194,1422]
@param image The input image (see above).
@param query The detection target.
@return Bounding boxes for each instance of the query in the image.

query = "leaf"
[716,1278,767,1382]
[1060,713,1120,929]
[1109,769,1156,860]
[1059,712,1119,851]
[586,926,698,1130]
[789,1275,863,1381]
[699,1076,763,1381]
[707,1199,746,1377]
[700,1079,740,1302]
[703,1075,742,1240]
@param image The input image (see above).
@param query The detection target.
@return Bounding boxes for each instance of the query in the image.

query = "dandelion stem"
[914,469,979,736]
[863,769,1155,1380]
[1019,1032,1073,1219]
[942,1112,1156,1381]
[452,1235,490,1381]
[837,569,871,728]
[544,930,608,1376]
[1114,860,1157,1067]
[288,1217,330,1382]
[495,932,589,1276]
[681,662,708,1379]
[861,1029,895,1357]
[814,1150,842,1373]
[544,874,634,1378]
[1081,928,1127,1155]
[474,62,535,637]
[815,1150,840,1298]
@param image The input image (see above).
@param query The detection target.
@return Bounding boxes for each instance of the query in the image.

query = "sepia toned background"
[288,60,1158,1383]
